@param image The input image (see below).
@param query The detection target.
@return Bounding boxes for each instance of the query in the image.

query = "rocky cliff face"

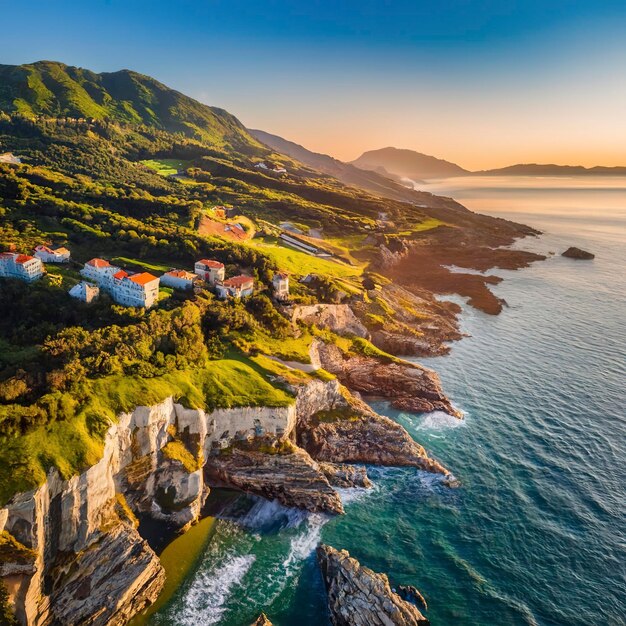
[0,392,301,626]
[311,340,461,416]
[0,375,452,624]
[290,304,370,338]
[317,544,429,626]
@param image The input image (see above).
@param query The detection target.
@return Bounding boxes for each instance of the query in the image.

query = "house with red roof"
[216,275,255,299]
[80,259,159,307]
[34,244,71,263]
[194,259,225,285]
[160,269,198,290]
[0,252,44,282]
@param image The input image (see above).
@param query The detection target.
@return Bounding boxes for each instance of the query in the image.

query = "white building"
[216,275,254,299]
[110,270,160,308]
[160,269,197,290]
[195,259,225,285]
[272,272,289,301]
[80,259,159,308]
[0,252,45,282]
[81,258,120,284]
[34,244,71,263]
[68,281,100,303]
[254,162,268,170]
[0,153,21,165]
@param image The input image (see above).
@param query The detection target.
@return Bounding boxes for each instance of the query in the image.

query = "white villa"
[160,269,197,290]
[34,244,71,263]
[272,272,289,301]
[69,281,100,303]
[111,270,160,308]
[216,275,255,299]
[0,252,45,282]
[0,153,21,165]
[195,259,225,285]
[81,258,159,308]
[81,258,119,284]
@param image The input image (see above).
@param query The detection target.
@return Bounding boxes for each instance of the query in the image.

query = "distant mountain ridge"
[249,129,424,203]
[351,146,626,180]
[0,60,263,152]
[351,147,469,181]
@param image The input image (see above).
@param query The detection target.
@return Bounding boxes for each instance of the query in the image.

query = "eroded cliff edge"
[0,373,451,625]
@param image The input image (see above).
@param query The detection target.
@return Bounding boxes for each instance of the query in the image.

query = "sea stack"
[562,246,595,260]
[316,544,429,625]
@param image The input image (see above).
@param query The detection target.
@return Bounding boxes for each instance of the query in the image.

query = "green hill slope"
[0,60,262,152]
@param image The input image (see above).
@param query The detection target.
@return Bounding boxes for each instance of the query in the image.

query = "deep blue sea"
[149,176,626,626]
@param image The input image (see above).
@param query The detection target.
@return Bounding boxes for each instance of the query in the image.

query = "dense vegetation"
[0,60,449,505]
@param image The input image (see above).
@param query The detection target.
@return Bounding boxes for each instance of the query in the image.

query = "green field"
[249,236,363,278]
[141,159,190,177]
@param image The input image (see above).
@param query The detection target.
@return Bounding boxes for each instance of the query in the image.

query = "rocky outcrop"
[562,246,594,260]
[318,462,372,489]
[317,544,429,625]
[298,403,450,477]
[251,614,273,626]
[290,304,369,338]
[0,373,454,624]
[311,340,460,416]
[204,444,344,515]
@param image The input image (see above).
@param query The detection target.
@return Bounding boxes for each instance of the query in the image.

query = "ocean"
[147,176,626,626]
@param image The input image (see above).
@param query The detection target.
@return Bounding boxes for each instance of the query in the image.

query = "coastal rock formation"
[318,462,372,489]
[251,614,273,626]
[311,339,460,416]
[298,402,450,477]
[562,246,595,260]
[317,544,429,625]
[0,376,452,624]
[204,444,344,515]
[290,304,370,338]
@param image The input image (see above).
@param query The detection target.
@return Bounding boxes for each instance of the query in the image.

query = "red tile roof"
[129,272,158,286]
[15,254,35,264]
[113,270,128,280]
[35,245,54,254]
[87,258,110,268]
[197,259,224,269]
[223,275,254,288]
[166,270,196,280]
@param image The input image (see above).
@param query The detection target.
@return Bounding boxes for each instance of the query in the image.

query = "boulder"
[317,544,429,625]
[562,246,594,260]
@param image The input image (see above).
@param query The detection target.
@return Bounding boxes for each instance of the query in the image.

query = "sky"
[2,0,626,169]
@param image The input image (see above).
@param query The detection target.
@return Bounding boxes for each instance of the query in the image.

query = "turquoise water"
[150,177,626,626]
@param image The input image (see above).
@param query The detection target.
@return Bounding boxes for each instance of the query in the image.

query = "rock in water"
[317,544,429,625]
[251,614,273,626]
[562,246,594,260]
[318,462,373,489]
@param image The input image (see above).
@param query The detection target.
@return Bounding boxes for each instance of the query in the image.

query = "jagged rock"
[251,613,273,626]
[204,444,344,515]
[397,585,428,610]
[311,339,461,417]
[44,521,164,626]
[317,544,429,625]
[562,246,594,260]
[290,304,370,338]
[298,402,450,477]
[318,462,372,489]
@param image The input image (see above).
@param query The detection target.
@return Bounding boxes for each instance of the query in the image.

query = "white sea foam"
[416,410,467,431]
[234,496,309,531]
[176,553,255,625]
[336,485,373,505]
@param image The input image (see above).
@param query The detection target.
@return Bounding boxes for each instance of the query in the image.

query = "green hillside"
[0,60,263,152]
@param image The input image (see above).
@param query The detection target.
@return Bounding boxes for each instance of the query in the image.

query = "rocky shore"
[0,372,449,625]
[317,544,429,626]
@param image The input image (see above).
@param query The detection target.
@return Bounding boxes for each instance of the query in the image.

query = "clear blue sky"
[3,0,626,167]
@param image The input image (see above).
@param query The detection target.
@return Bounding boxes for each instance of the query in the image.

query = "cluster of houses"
[0,244,290,309]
